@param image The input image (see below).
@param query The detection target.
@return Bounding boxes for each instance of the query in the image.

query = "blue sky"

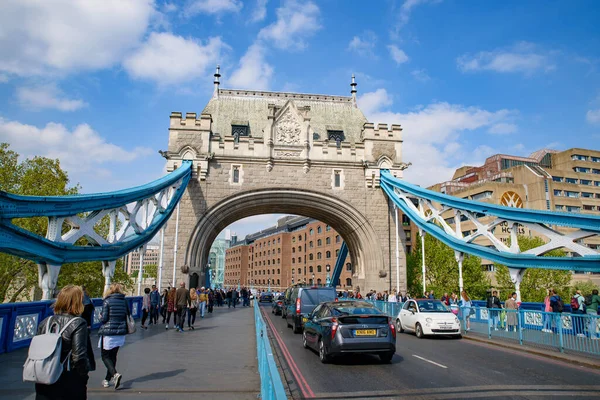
[0,0,599,239]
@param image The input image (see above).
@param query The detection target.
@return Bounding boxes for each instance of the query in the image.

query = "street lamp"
[312,273,315,286]
[268,278,271,292]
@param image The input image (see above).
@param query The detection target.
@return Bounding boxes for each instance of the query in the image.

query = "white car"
[395,299,462,338]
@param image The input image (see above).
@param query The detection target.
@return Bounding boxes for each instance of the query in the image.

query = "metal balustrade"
[0,296,142,354]
[254,301,287,400]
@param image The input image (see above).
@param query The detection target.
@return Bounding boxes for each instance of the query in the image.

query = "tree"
[0,143,132,302]
[571,280,599,296]
[407,233,490,300]
[494,236,572,302]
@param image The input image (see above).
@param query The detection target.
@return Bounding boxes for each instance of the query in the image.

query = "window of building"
[583,205,595,211]
[334,170,342,188]
[298,268,301,274]
[267,260,270,265]
[277,269,280,274]
[316,252,322,260]
[346,262,352,271]
[552,176,564,182]
[575,167,591,173]
[317,239,322,246]
[309,266,313,273]
[581,179,592,185]
[309,254,314,261]
[566,205,581,212]
[336,249,339,257]
[309,241,314,248]
[317,265,322,272]
[596,181,600,187]
[326,225,331,231]
[231,125,249,142]
[582,192,594,198]
[292,237,296,243]
[317,278,322,285]
[309,229,313,236]
[278,248,281,254]
[277,258,280,264]
[335,235,341,243]
[317,226,322,234]
[566,177,578,184]
[298,257,301,263]
[326,264,331,272]
[555,205,564,211]
[346,278,352,287]
[405,230,412,240]
[593,169,600,174]
[292,258,295,264]
[298,235,302,241]
[325,237,331,245]
[592,157,600,163]
[554,189,563,196]
[572,154,589,161]
[327,130,345,148]
[565,191,579,198]
[471,191,493,201]
[326,251,331,258]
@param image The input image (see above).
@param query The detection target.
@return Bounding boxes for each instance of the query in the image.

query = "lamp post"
[268,278,271,292]
[312,273,315,286]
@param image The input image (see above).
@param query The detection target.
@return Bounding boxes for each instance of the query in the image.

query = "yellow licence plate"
[302,317,308,323]
[355,329,376,336]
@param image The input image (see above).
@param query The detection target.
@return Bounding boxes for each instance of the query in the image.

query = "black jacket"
[98,293,129,336]
[487,295,502,309]
[37,314,92,377]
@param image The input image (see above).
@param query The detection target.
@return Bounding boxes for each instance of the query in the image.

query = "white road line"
[412,354,448,369]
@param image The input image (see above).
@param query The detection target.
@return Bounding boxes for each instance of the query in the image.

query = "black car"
[259,292,273,303]
[302,300,396,364]
[272,295,285,315]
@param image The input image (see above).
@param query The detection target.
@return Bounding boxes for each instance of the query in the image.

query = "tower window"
[327,130,345,148]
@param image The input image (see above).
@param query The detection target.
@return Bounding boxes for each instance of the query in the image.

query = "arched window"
[292,258,295,264]
[277,258,280,264]
[309,241,313,248]
[317,278,322,285]
[297,268,301,274]
[309,229,314,235]
[326,237,331,245]
[292,237,296,243]
[278,238,280,243]
[335,235,340,243]
[309,254,314,261]
[346,263,352,271]
[326,251,331,258]
[317,239,322,246]
[298,257,302,263]
[309,266,313,273]
[267,260,270,265]
[326,225,331,231]
[298,246,302,252]
[292,247,295,253]
[317,226,322,234]
[346,278,352,287]
[336,249,339,257]
[317,252,322,260]
[277,279,280,285]
[298,235,302,241]
[326,264,331,272]
[317,265,322,272]
[278,248,281,254]
[277,269,280,274]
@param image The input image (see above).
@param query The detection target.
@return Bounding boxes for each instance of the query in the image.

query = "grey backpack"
[23,316,83,385]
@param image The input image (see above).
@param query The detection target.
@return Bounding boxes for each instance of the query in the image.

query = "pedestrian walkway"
[0,305,260,399]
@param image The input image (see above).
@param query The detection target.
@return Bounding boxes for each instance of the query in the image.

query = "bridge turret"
[362,122,405,187]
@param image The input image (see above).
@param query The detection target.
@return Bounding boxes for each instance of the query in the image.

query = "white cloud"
[124,32,228,85]
[258,0,320,50]
[587,108,600,124]
[388,45,409,65]
[164,2,178,12]
[0,74,8,83]
[357,89,393,116]
[0,0,154,77]
[359,89,517,186]
[488,122,518,135]
[229,44,273,90]
[411,69,430,82]
[251,0,269,22]
[348,31,377,57]
[185,0,242,16]
[457,42,555,74]
[399,0,439,26]
[16,84,87,112]
[0,118,152,175]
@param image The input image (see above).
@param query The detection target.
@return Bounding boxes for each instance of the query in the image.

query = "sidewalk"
[0,304,260,400]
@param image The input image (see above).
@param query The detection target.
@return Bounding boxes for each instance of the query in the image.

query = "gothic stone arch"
[160,88,408,293]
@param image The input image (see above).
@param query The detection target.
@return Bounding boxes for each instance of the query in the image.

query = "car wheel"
[302,332,309,349]
[454,334,462,339]
[293,319,301,334]
[415,323,424,339]
[319,339,330,364]
[396,319,404,333]
[379,352,394,363]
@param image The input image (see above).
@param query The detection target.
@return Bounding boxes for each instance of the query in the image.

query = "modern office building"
[224,216,354,291]
[126,245,160,275]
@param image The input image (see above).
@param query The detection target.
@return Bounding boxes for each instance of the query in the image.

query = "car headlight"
[425,317,433,323]
[454,317,460,324]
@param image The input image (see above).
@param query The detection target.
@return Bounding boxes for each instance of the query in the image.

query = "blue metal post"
[329,241,348,288]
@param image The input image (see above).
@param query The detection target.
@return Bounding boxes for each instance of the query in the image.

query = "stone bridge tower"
[161,68,408,293]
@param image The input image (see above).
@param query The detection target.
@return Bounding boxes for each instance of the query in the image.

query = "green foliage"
[494,235,572,302]
[0,142,132,302]
[406,233,490,300]
[130,264,157,280]
[571,280,599,296]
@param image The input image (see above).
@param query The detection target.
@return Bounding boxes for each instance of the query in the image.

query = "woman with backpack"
[34,285,95,400]
[98,283,128,390]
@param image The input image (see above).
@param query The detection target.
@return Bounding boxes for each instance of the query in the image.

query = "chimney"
[351,74,357,107]
[213,65,221,99]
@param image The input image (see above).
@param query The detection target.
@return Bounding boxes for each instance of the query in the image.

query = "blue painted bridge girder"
[329,241,348,288]
[381,170,600,271]
[0,161,192,264]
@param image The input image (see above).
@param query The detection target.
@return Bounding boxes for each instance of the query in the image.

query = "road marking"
[412,354,448,369]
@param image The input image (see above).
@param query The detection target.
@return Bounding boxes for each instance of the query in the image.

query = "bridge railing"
[254,300,287,400]
[0,296,143,354]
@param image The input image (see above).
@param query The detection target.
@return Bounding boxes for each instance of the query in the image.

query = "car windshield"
[417,300,450,313]
[331,302,381,316]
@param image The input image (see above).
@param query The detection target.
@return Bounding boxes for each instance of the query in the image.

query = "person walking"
[198,287,208,317]
[505,292,519,332]
[459,290,472,331]
[231,288,239,308]
[487,290,503,330]
[175,282,191,332]
[98,283,128,390]
[542,289,553,333]
[165,288,176,329]
[586,289,600,339]
[141,287,150,329]
[150,285,160,325]
[549,288,564,332]
[81,285,95,329]
[160,289,168,323]
[571,289,586,337]
[188,288,199,330]
[34,285,94,400]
